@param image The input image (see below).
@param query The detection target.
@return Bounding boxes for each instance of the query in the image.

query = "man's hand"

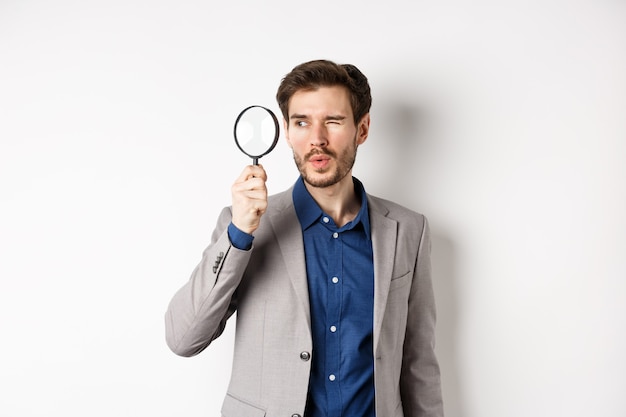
[231,165,268,235]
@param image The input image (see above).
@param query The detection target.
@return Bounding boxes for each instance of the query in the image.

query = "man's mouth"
[308,153,331,169]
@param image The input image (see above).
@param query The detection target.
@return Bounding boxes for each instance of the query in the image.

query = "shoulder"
[267,185,296,212]
[366,193,426,226]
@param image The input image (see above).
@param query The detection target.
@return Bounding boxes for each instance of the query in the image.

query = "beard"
[293,136,358,188]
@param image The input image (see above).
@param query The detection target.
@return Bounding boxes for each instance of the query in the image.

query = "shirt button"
[329,374,336,381]
[330,325,337,333]
[332,232,339,239]
[299,351,311,361]
[292,414,302,417]
[322,216,330,223]
[332,276,339,284]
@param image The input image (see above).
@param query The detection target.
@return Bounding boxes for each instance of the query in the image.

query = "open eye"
[295,120,309,127]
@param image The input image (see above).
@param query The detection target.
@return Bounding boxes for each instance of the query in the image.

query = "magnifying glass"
[233,105,280,165]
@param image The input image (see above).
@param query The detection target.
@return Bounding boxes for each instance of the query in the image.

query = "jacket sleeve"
[400,217,444,417]
[164,206,252,357]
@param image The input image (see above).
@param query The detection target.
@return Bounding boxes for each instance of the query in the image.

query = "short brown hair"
[276,59,372,124]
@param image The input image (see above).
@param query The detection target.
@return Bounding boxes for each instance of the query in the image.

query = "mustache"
[304,148,336,160]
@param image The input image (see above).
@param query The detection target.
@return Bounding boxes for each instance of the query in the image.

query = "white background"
[1,1,624,416]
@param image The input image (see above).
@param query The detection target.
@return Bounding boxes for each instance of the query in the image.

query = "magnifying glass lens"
[233,106,280,165]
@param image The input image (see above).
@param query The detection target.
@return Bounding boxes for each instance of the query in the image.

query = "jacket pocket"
[389,270,412,292]
[221,393,266,417]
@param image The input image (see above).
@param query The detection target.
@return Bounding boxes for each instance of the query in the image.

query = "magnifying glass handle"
[252,157,259,166]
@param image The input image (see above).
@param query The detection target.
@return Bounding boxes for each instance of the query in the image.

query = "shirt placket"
[325,220,342,417]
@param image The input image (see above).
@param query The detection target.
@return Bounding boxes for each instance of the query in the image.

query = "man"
[165,59,443,417]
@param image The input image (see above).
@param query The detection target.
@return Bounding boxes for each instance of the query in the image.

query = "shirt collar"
[292,176,371,238]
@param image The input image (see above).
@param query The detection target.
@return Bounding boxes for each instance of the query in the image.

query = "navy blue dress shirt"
[293,176,375,417]
[227,177,375,417]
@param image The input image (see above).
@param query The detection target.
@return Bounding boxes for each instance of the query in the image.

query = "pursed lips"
[306,148,334,160]
[308,152,332,169]
[309,154,330,162]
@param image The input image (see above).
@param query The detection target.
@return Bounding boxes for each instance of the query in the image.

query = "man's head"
[276,59,372,125]
[276,60,372,189]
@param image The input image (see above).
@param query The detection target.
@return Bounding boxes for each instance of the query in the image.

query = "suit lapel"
[265,190,397,347]
[368,196,398,356]
[267,189,311,332]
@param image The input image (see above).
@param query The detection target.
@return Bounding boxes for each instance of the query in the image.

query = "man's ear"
[283,118,292,148]
[356,113,370,145]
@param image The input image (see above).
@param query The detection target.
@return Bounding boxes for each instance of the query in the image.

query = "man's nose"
[310,123,328,147]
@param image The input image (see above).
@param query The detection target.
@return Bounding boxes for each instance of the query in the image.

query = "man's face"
[284,85,369,188]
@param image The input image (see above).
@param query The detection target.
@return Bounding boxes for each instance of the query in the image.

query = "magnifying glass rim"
[233,105,280,160]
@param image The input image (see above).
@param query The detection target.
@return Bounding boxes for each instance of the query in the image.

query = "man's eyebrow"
[289,114,347,120]
[325,115,346,121]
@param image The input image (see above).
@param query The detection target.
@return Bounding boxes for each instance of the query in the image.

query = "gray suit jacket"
[165,186,443,417]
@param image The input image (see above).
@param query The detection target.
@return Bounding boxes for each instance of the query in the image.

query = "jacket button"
[299,351,311,361]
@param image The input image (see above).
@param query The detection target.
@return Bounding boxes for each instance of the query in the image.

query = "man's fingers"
[230,164,269,235]
[234,164,267,184]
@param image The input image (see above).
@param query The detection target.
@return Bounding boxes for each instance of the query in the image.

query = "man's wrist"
[228,222,254,250]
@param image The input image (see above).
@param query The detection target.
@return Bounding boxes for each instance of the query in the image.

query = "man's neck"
[304,174,361,228]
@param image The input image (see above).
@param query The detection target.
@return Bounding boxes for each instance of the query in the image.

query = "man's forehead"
[288,86,352,117]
